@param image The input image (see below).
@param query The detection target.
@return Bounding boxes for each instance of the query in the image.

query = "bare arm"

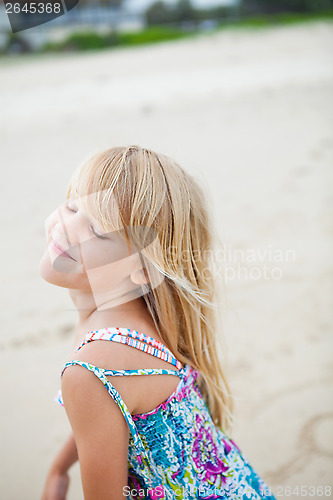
[61,366,130,500]
[50,432,78,474]
[41,433,78,500]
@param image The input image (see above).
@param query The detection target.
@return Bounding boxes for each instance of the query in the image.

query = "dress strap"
[61,360,151,473]
[55,366,187,407]
[74,327,183,370]
[101,367,186,378]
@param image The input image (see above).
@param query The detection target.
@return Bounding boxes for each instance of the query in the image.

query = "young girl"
[40,146,276,500]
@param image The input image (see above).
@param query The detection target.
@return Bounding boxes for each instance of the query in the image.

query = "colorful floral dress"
[55,327,276,500]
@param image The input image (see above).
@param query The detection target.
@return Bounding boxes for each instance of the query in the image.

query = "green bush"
[116,26,188,46]
[42,26,192,52]
[216,9,333,30]
[43,31,111,52]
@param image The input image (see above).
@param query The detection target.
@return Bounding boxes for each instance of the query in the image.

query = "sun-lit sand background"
[0,21,332,499]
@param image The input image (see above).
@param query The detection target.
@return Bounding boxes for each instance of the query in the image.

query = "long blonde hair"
[66,145,234,435]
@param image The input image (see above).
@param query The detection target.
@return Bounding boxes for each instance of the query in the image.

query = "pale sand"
[0,21,332,499]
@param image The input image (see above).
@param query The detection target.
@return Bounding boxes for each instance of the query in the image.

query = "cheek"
[80,240,129,271]
[85,252,140,293]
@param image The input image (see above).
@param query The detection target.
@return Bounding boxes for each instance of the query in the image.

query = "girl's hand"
[41,467,70,500]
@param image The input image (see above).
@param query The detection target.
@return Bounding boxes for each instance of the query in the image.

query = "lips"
[50,238,77,261]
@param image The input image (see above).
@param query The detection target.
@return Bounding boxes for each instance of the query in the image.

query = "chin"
[39,251,88,289]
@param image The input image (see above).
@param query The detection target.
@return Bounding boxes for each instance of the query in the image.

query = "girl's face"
[39,194,143,301]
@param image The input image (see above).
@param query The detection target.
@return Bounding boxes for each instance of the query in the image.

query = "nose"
[52,204,84,250]
[51,222,71,251]
[56,205,74,249]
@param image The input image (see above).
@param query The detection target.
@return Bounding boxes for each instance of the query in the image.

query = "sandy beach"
[0,21,332,499]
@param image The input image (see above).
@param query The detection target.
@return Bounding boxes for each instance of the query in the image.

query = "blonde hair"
[66,145,234,435]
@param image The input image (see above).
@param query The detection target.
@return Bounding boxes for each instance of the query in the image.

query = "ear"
[130,268,149,286]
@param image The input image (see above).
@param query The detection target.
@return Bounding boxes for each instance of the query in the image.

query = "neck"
[68,288,149,335]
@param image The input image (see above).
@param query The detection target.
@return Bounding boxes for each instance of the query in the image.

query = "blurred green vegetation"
[218,9,333,28]
[42,26,190,52]
[41,10,333,53]
[145,0,333,25]
[240,0,333,16]
[2,2,333,56]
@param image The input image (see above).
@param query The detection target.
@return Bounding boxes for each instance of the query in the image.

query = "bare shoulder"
[61,363,133,417]
[65,337,181,415]
[63,341,142,414]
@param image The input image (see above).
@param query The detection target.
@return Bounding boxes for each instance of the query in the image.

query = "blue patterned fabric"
[55,327,276,500]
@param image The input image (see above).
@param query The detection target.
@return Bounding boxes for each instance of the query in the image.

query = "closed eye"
[66,201,78,213]
[65,200,109,239]
[90,225,109,240]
